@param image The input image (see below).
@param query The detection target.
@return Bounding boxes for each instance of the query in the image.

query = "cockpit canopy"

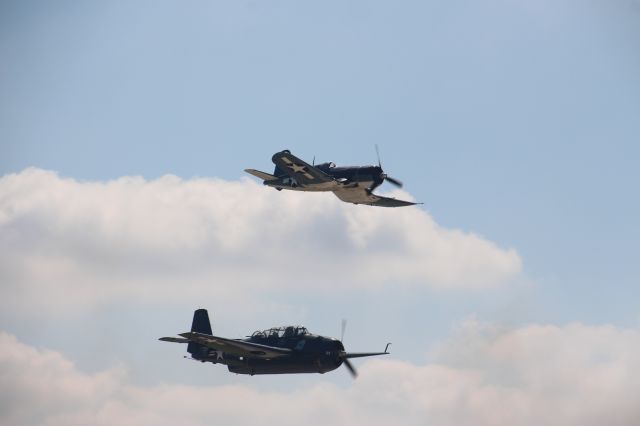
[315,162,336,170]
[251,326,309,339]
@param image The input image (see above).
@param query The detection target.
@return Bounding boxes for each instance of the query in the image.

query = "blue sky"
[1,1,639,424]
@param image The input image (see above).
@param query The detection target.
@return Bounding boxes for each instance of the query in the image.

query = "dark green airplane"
[160,309,390,377]
[245,149,420,207]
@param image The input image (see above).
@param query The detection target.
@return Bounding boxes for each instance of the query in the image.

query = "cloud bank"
[2,321,638,426]
[0,168,521,315]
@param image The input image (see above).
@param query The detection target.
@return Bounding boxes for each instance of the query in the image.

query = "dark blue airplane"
[245,149,420,207]
[160,309,390,377]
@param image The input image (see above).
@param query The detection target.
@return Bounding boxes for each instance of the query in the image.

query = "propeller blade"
[384,175,403,188]
[341,319,347,342]
[374,146,404,189]
[343,358,358,378]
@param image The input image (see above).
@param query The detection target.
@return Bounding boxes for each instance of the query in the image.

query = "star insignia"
[288,163,308,174]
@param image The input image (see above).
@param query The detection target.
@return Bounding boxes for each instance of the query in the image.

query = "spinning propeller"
[375,145,404,189]
[337,319,358,378]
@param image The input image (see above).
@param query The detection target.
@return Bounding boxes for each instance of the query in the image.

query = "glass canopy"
[251,326,308,339]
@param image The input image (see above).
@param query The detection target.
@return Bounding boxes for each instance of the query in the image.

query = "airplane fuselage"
[264,164,383,192]
[190,333,345,375]
[227,352,341,375]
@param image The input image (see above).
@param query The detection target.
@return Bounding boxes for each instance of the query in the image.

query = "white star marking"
[280,157,315,179]
[288,163,307,173]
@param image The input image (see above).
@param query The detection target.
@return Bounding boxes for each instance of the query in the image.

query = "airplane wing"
[178,332,292,359]
[333,188,419,207]
[159,337,190,343]
[343,351,390,359]
[244,169,278,181]
[271,150,333,186]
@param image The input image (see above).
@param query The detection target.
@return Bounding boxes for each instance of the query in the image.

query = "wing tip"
[245,169,278,181]
[159,336,190,343]
[373,197,422,208]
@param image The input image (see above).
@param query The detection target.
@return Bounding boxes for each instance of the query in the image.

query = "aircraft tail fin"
[188,309,212,356]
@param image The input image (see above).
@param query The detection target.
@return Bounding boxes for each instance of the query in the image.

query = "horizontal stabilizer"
[159,337,190,343]
[245,169,278,181]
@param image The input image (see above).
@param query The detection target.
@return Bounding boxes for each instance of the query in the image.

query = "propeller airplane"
[245,148,420,207]
[160,309,390,378]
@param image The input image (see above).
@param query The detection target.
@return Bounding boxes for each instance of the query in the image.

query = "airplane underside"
[228,357,340,375]
[264,179,375,192]
[262,180,416,206]
[194,351,340,375]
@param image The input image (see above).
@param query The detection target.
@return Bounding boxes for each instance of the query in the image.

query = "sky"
[1,1,639,424]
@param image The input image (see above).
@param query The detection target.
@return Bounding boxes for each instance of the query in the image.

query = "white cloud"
[2,321,639,426]
[0,168,521,315]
